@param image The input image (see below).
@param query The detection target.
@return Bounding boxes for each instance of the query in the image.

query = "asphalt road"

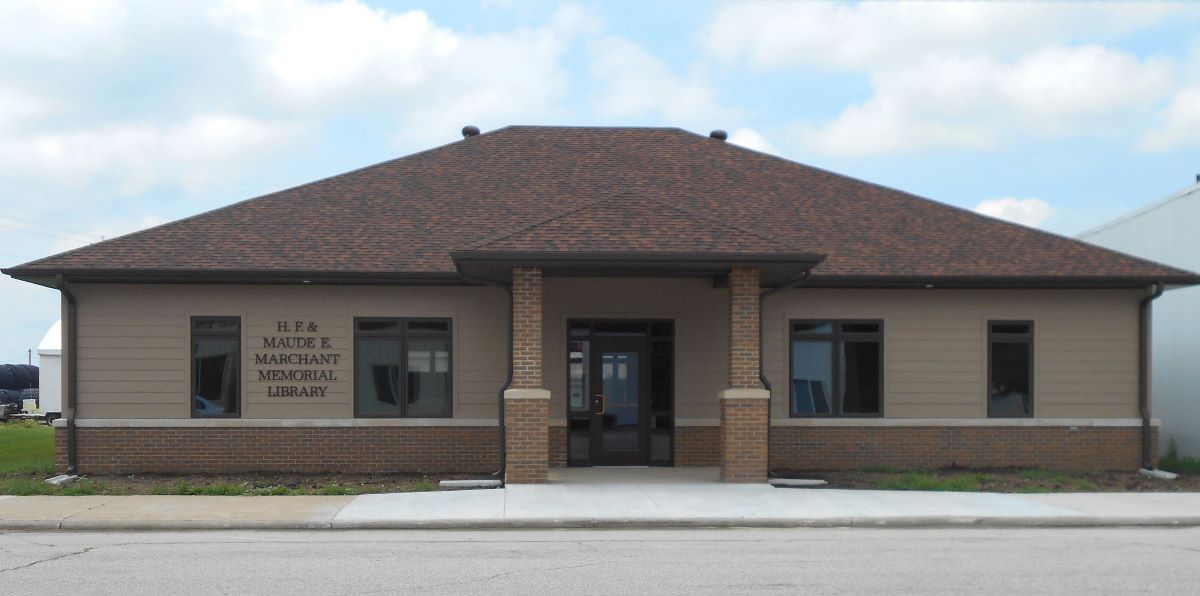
[2,528,1198,594]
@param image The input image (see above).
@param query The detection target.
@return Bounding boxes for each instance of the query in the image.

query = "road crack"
[412,560,603,590]
[0,547,94,574]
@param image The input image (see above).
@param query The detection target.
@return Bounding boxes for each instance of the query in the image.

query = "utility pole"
[28,349,31,365]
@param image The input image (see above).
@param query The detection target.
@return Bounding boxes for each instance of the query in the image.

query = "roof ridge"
[467,190,800,252]
[633,193,799,251]
[464,193,624,250]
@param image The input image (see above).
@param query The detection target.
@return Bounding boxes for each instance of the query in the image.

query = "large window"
[790,320,882,417]
[988,321,1033,417]
[355,318,452,418]
[191,317,241,418]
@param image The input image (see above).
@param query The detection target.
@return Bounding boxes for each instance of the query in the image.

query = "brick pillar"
[721,267,769,483]
[505,267,549,484]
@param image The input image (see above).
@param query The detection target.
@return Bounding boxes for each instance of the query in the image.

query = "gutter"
[759,269,813,478]
[53,274,78,475]
[1139,282,1165,470]
[453,267,514,483]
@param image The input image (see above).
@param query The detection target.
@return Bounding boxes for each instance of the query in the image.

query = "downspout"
[1139,282,1164,470]
[454,269,513,482]
[54,274,79,475]
[759,269,812,477]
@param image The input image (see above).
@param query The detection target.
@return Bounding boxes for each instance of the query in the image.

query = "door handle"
[594,394,606,415]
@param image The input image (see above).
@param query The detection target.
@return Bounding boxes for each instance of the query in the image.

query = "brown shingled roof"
[6,125,1197,286]
[468,192,797,253]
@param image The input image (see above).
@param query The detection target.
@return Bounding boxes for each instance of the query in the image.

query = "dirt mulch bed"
[5,472,482,496]
[780,468,1200,493]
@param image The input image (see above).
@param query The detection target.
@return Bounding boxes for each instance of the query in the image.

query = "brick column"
[721,267,769,483]
[505,267,550,483]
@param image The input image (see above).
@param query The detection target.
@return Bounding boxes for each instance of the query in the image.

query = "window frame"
[353,317,453,418]
[190,316,242,419]
[987,319,1034,418]
[788,319,884,418]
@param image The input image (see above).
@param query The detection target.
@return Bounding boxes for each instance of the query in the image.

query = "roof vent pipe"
[709,129,728,141]
[462,125,480,138]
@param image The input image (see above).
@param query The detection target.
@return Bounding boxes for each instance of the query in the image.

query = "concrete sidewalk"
[2,468,1198,530]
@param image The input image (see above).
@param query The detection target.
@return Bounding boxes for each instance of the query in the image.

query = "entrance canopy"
[451,250,825,286]
[451,192,825,285]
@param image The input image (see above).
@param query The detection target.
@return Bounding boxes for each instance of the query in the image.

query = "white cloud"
[801,46,1172,156]
[588,36,734,124]
[0,114,305,193]
[703,2,1191,156]
[214,1,599,146]
[0,85,61,130]
[0,0,129,61]
[974,197,1053,228]
[1138,85,1200,152]
[702,2,1194,71]
[727,128,778,154]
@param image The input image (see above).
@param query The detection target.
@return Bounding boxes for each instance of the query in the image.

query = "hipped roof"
[6,126,1197,288]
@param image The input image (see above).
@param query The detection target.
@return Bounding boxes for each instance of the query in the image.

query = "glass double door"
[587,337,650,466]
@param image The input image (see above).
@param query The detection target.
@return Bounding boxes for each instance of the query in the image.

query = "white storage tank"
[37,320,61,420]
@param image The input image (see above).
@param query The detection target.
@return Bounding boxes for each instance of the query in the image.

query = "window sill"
[770,417,1160,428]
[54,418,499,428]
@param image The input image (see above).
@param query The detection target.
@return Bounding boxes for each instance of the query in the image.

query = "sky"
[2,0,1200,365]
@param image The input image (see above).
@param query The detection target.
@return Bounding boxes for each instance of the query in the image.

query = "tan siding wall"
[69,282,1141,423]
[72,284,507,419]
[542,278,729,421]
[764,288,1142,419]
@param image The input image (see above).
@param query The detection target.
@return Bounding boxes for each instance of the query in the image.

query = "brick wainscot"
[768,423,1154,472]
[55,422,499,475]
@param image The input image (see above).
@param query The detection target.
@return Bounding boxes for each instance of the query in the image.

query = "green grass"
[151,480,254,496]
[870,472,998,492]
[316,484,359,496]
[0,421,55,474]
[863,468,1103,493]
[859,465,901,474]
[1159,455,1200,475]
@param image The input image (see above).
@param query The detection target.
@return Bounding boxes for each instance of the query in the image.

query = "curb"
[4,516,1200,531]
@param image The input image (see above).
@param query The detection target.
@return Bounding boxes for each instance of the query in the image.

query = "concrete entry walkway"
[548,466,720,484]
[3,478,1200,530]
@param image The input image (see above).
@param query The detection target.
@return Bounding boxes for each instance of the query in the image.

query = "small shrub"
[0,478,55,496]
[317,484,357,496]
[1021,469,1069,483]
[199,483,248,496]
[860,465,900,473]
[251,485,293,496]
[1159,455,1200,475]
[59,481,101,496]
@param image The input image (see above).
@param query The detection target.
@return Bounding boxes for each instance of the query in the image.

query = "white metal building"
[37,319,61,419]
[1080,182,1200,457]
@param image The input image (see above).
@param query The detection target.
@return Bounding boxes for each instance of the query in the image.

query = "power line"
[0,221,97,244]
[0,214,91,237]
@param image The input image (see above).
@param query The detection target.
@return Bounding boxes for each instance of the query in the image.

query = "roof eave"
[450,250,827,285]
[1,268,468,288]
[801,274,1200,290]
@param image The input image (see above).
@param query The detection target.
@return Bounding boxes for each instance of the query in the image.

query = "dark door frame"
[588,336,650,465]
[565,319,674,467]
